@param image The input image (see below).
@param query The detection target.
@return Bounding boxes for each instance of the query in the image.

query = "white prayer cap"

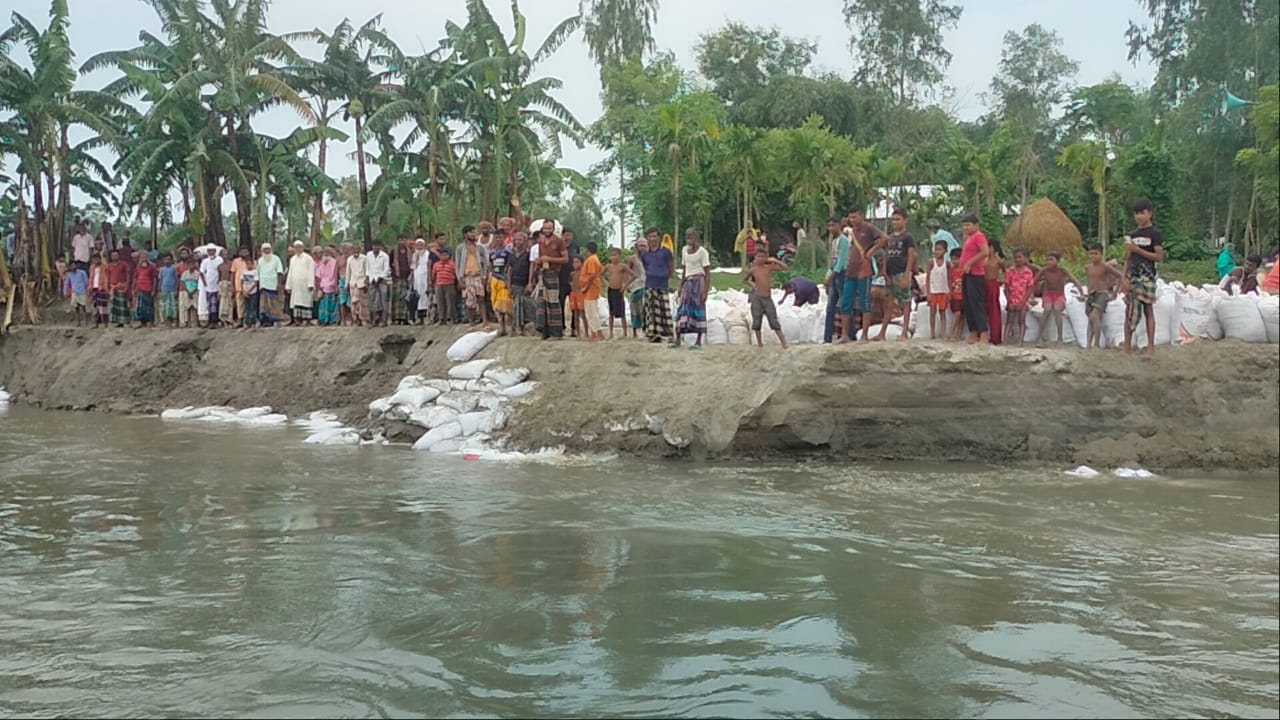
[292,240,305,247]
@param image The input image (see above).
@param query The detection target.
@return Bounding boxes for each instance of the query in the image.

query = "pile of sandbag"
[368,332,535,454]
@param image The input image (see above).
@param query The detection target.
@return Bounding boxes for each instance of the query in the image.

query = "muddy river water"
[0,406,1276,718]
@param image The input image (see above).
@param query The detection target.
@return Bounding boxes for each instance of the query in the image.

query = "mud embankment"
[0,326,1276,470]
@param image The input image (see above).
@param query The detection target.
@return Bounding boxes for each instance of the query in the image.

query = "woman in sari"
[315,246,340,325]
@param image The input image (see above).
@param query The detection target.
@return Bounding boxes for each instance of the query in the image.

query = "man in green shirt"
[256,243,286,326]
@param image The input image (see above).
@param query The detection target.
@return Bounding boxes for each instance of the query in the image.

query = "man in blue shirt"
[62,261,90,326]
[638,226,675,344]
[927,218,959,254]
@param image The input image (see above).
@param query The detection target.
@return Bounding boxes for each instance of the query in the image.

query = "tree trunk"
[180,180,193,226]
[271,200,279,247]
[311,134,328,244]
[618,166,626,249]
[355,115,372,251]
[673,168,681,242]
[508,160,520,219]
[1098,176,1108,250]
[151,205,158,250]
[225,113,253,250]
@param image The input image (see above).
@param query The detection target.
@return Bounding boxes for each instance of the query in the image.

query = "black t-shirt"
[1127,226,1163,278]
[509,250,531,287]
[885,231,916,276]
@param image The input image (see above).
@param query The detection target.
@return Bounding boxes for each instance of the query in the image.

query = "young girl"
[568,255,586,339]
[948,248,965,341]
[924,240,949,339]
[1003,247,1036,345]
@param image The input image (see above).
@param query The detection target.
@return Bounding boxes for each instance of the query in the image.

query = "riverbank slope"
[0,325,1275,470]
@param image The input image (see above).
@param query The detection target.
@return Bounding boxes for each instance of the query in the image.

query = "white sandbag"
[446,331,497,362]
[706,319,729,345]
[299,410,338,424]
[428,438,464,454]
[449,379,471,391]
[1258,294,1280,344]
[457,411,497,436]
[412,421,463,451]
[478,393,507,410]
[491,406,512,431]
[1064,465,1101,478]
[1063,285,1088,347]
[448,358,498,380]
[0,387,10,404]
[424,379,452,394]
[1113,467,1157,479]
[727,324,752,345]
[388,385,441,409]
[368,398,391,418]
[396,375,425,392]
[437,392,480,414]
[483,366,530,388]
[1022,299,1042,343]
[235,406,273,419]
[466,378,500,393]
[304,427,360,445]
[383,405,411,422]
[243,413,288,426]
[1218,294,1267,343]
[408,405,459,429]
[1103,297,1128,348]
[161,406,199,420]
[1179,289,1224,340]
[501,381,538,399]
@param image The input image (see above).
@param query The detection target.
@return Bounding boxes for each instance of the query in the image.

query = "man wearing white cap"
[198,245,224,328]
[285,240,317,325]
[256,242,284,326]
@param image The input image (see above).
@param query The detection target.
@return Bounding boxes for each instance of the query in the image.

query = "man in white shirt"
[70,221,94,267]
[365,240,391,326]
[198,246,225,328]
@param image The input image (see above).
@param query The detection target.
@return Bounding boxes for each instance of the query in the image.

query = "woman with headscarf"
[315,246,340,325]
[285,241,317,325]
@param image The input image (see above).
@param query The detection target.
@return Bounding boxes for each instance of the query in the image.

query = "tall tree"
[653,91,721,237]
[841,0,962,104]
[694,22,816,106]
[989,23,1078,130]
[579,0,659,76]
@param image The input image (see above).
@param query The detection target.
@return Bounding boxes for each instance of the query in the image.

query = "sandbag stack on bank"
[364,330,536,454]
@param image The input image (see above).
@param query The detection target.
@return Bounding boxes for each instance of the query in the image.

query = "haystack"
[1004,198,1083,255]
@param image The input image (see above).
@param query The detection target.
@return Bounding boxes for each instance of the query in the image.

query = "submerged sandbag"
[446,331,498,362]
[304,427,360,445]
[235,406,274,419]
[448,358,498,380]
[412,421,463,451]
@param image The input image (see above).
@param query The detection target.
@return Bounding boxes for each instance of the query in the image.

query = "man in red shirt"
[107,249,132,327]
[431,248,458,325]
[957,213,990,344]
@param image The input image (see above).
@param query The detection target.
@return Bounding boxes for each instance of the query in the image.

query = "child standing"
[1124,197,1165,356]
[924,240,949,339]
[948,248,965,340]
[158,254,179,328]
[240,259,260,328]
[568,255,586,339]
[1033,251,1082,345]
[62,261,89,326]
[1084,245,1124,349]
[89,254,110,328]
[180,259,201,328]
[430,248,458,325]
[747,248,789,348]
[580,242,605,342]
[605,247,635,339]
[1003,248,1036,345]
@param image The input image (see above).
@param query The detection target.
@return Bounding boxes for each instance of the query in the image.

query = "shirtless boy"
[747,248,788,348]
[604,248,635,339]
[1084,245,1124,349]
[1033,251,1083,345]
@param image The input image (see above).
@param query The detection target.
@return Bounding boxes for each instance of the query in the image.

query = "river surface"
[0,406,1276,718]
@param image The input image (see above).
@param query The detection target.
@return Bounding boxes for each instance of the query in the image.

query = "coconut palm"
[652,92,721,237]
[1057,140,1110,248]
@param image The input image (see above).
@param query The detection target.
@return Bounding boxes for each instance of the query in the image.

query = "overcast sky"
[11,0,1156,222]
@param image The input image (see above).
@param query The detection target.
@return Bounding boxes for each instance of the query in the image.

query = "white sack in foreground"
[448,358,498,380]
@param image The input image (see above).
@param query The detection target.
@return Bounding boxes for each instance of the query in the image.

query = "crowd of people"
[37,200,1280,355]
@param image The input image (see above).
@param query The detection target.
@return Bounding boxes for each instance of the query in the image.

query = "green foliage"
[841,0,962,104]
[694,23,816,105]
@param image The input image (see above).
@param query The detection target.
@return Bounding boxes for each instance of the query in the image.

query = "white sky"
[9,0,1156,223]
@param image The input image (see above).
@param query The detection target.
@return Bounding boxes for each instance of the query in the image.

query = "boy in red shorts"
[924,240,950,339]
[1034,251,1083,345]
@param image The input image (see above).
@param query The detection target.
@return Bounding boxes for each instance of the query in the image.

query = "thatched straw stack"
[1004,199,1083,255]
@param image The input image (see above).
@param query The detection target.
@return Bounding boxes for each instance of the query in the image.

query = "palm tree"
[1058,140,1110,248]
[0,0,122,279]
[945,133,996,216]
[293,15,399,249]
[653,92,720,237]
[579,0,659,77]
[712,124,764,232]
